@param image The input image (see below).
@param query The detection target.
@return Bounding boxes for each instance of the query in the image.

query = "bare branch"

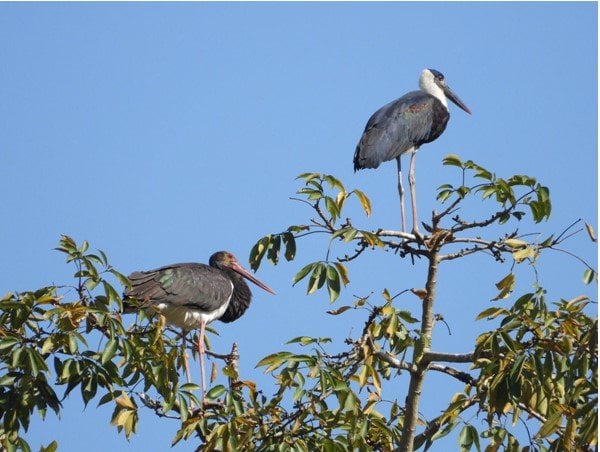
[433,195,464,224]
[373,350,415,373]
[449,189,537,234]
[438,245,499,262]
[516,402,547,424]
[422,351,474,363]
[554,218,583,243]
[428,363,476,385]
[375,229,417,241]
[550,246,596,272]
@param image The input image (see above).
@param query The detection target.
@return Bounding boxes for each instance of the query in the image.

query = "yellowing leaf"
[410,288,428,300]
[503,239,528,249]
[115,393,136,410]
[333,262,350,286]
[492,272,515,301]
[210,362,218,383]
[512,246,536,263]
[371,367,382,394]
[585,222,597,242]
[327,305,352,316]
[353,189,372,217]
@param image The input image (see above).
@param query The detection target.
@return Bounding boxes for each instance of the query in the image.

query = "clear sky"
[0,2,597,450]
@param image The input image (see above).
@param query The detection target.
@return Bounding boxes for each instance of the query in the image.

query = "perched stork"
[354,68,471,235]
[124,251,275,396]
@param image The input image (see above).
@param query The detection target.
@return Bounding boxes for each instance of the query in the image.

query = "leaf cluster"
[0,157,596,451]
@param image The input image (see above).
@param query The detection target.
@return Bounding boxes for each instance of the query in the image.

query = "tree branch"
[411,397,478,451]
[428,364,476,385]
[373,350,415,373]
[449,189,536,234]
[398,247,440,450]
[422,351,474,363]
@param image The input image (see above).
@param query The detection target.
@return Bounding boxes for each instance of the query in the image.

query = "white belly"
[155,301,230,330]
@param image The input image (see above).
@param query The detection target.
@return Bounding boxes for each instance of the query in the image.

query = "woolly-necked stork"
[353,68,471,235]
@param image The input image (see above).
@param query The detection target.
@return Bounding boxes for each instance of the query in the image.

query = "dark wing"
[353,91,440,170]
[124,263,234,313]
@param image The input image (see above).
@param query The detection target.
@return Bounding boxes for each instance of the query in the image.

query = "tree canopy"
[0,155,596,451]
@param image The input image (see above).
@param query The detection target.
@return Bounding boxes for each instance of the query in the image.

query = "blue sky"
[0,2,597,450]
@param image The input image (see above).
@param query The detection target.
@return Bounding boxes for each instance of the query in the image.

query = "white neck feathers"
[419,70,448,109]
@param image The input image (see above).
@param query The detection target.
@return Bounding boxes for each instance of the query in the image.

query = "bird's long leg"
[198,320,207,399]
[396,156,407,232]
[408,148,422,237]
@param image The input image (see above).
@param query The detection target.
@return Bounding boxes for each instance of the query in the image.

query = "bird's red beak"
[232,262,276,295]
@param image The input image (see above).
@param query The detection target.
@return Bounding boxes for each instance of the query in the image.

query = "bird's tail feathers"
[353,145,363,172]
[122,271,163,313]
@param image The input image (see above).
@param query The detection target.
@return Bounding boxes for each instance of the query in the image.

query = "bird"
[123,251,275,396]
[353,68,471,236]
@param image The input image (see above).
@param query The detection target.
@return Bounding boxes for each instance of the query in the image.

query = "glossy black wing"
[354,91,441,170]
[125,263,234,313]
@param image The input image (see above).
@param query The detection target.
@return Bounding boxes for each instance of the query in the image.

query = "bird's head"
[210,251,275,295]
[419,68,471,115]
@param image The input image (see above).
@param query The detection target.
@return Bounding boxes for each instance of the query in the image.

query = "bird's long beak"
[232,262,276,295]
[443,85,472,115]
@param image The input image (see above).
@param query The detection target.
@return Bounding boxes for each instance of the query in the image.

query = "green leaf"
[324,196,340,221]
[583,268,596,285]
[343,228,359,243]
[179,382,202,392]
[296,172,321,182]
[110,269,131,287]
[326,265,341,302]
[97,392,116,407]
[256,352,293,371]
[333,262,350,286]
[437,189,453,203]
[397,310,419,324]
[206,385,227,400]
[101,338,118,365]
[537,411,563,438]
[298,188,323,200]
[458,424,473,450]
[267,234,281,265]
[457,186,470,198]
[306,263,326,295]
[287,336,315,345]
[323,174,345,192]
[249,235,271,271]
[286,336,331,346]
[476,307,510,321]
[40,441,58,452]
[443,154,463,167]
[282,232,296,261]
[292,263,315,286]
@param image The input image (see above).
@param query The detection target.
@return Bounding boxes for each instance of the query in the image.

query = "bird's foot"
[411,228,425,245]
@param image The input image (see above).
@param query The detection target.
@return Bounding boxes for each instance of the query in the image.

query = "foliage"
[0,156,596,451]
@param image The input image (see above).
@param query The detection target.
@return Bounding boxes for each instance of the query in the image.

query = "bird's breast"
[154,301,230,330]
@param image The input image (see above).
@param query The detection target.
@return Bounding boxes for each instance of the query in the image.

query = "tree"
[0,155,596,451]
